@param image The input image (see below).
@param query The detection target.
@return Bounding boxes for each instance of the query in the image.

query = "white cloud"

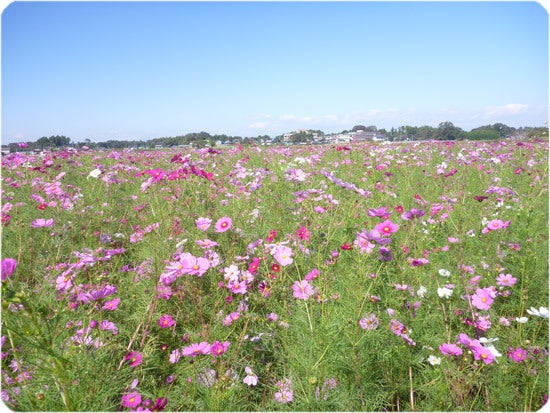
[484,103,529,117]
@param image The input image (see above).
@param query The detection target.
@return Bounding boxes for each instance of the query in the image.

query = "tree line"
[5,123,548,151]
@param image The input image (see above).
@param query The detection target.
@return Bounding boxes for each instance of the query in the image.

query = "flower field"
[1,138,548,411]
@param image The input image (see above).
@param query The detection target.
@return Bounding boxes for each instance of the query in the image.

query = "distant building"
[353,131,386,142]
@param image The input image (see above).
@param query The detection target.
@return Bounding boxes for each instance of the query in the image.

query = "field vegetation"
[1,138,548,411]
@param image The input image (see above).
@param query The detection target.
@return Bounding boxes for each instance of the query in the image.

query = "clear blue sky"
[2,1,548,143]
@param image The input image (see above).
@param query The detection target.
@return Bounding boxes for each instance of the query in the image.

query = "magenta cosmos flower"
[121,391,142,408]
[292,280,315,300]
[30,218,54,228]
[471,287,496,311]
[374,219,399,236]
[210,340,230,356]
[158,314,176,328]
[125,351,143,368]
[1,258,17,282]
[508,346,528,363]
[102,297,120,311]
[472,345,495,364]
[215,217,232,232]
[439,343,463,356]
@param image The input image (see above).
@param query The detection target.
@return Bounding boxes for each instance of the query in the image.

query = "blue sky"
[2,1,548,143]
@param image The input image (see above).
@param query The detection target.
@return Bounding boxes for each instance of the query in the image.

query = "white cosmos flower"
[87,168,102,179]
[427,355,441,365]
[515,317,529,324]
[437,287,453,299]
[526,306,549,319]
[417,286,427,298]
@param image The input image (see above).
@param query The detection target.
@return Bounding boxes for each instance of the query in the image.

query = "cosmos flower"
[1,258,17,282]
[121,392,142,408]
[102,297,120,311]
[272,245,294,266]
[158,314,176,328]
[428,355,442,365]
[292,280,315,300]
[215,217,232,233]
[243,366,258,386]
[182,342,212,357]
[359,313,379,330]
[437,287,453,299]
[125,351,143,368]
[87,168,102,179]
[496,273,517,287]
[210,341,230,356]
[195,217,212,231]
[439,343,463,356]
[374,220,399,236]
[526,306,549,318]
[471,287,496,310]
[30,218,54,228]
[508,347,528,363]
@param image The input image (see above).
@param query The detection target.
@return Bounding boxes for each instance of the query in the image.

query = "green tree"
[436,122,463,140]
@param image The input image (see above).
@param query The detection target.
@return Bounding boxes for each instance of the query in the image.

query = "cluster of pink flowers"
[389,319,415,346]
[160,251,213,285]
[274,378,293,404]
[440,333,499,365]
[169,340,230,363]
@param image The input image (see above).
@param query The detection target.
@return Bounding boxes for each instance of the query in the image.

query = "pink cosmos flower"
[457,333,482,350]
[158,314,176,328]
[169,349,181,364]
[486,219,508,230]
[508,347,528,363]
[292,280,315,300]
[471,287,496,310]
[496,273,517,287]
[182,342,211,357]
[99,320,118,335]
[223,311,241,326]
[195,217,212,231]
[439,343,463,356]
[272,245,294,266]
[179,253,210,277]
[274,389,293,404]
[30,218,54,228]
[210,340,230,356]
[248,257,260,274]
[483,219,511,233]
[125,351,143,368]
[359,313,379,330]
[374,220,399,236]
[228,279,248,295]
[121,391,142,408]
[243,366,258,386]
[472,345,495,365]
[305,268,319,281]
[296,225,312,242]
[102,297,120,311]
[196,239,218,249]
[215,217,232,232]
[1,258,17,282]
